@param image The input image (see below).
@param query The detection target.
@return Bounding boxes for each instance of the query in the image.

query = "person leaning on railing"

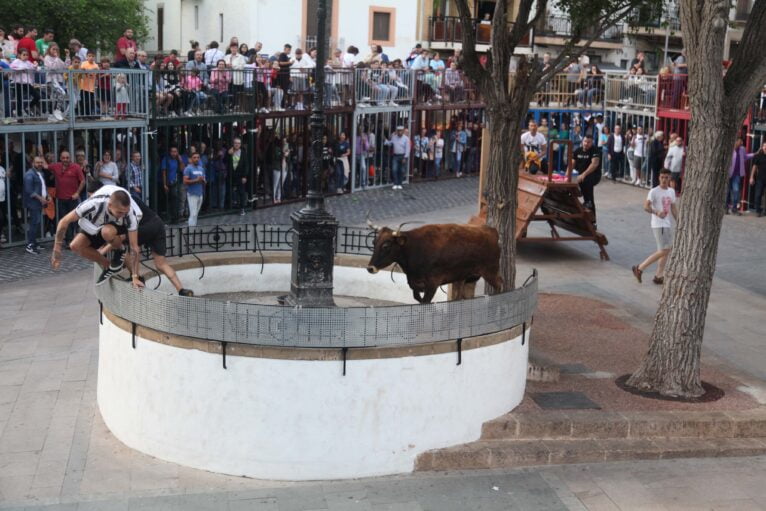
[9,48,40,118]
[43,44,68,119]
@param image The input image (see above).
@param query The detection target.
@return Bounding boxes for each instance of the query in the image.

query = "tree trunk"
[626,0,744,398]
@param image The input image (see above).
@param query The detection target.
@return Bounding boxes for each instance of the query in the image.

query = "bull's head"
[367,226,407,274]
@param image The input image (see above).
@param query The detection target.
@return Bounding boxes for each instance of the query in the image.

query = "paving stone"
[542,440,606,465]
[568,412,629,439]
[512,412,573,439]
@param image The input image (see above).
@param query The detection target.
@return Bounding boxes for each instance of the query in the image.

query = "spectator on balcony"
[185,50,207,77]
[77,50,99,116]
[68,39,88,62]
[209,59,231,113]
[480,13,492,24]
[136,50,149,70]
[630,51,646,75]
[163,50,182,69]
[114,47,140,70]
[430,52,445,72]
[43,44,68,119]
[342,45,359,68]
[447,49,462,69]
[410,48,429,71]
[182,69,206,114]
[250,41,263,60]
[225,37,239,55]
[10,48,40,117]
[291,48,314,110]
[671,49,687,108]
[364,45,383,65]
[187,40,200,62]
[114,73,130,119]
[17,27,39,62]
[204,41,224,68]
[97,58,113,117]
[114,28,137,64]
[405,44,422,68]
[330,48,343,67]
[276,44,294,106]
[563,58,581,106]
[36,29,55,62]
[607,124,626,181]
[444,61,464,101]
[579,65,603,107]
[224,42,247,95]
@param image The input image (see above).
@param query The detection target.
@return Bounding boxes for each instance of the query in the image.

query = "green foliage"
[553,0,664,34]
[0,0,149,55]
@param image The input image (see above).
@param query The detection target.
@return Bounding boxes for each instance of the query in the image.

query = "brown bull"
[366,222,503,304]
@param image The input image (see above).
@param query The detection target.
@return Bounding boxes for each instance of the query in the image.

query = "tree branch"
[507,0,538,50]
[724,0,766,116]
[454,0,492,96]
[535,2,637,88]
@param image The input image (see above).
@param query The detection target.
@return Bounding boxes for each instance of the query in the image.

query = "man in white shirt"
[632,169,678,285]
[204,41,225,68]
[291,48,315,110]
[632,126,646,185]
[520,120,547,174]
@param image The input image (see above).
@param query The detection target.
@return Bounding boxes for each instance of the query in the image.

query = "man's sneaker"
[25,244,39,255]
[110,248,127,271]
[179,289,194,297]
[96,266,119,286]
[53,109,64,121]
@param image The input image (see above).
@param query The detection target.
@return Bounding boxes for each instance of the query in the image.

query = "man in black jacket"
[648,131,666,188]
[226,137,250,215]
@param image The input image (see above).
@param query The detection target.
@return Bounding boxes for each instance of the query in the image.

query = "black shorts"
[80,223,128,248]
[137,216,167,256]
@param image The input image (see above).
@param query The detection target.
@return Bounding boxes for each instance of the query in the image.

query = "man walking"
[183,152,206,227]
[632,169,678,285]
[50,150,84,247]
[23,157,50,254]
[569,134,602,222]
[390,126,410,190]
[750,141,766,217]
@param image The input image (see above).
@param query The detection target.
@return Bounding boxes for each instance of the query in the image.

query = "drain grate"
[531,391,601,410]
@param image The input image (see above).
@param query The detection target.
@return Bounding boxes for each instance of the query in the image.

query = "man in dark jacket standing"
[607,124,626,181]
[226,137,250,215]
[23,157,50,254]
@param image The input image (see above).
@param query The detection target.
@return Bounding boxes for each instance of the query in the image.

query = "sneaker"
[96,266,119,286]
[110,248,127,271]
[240,209,246,216]
[25,244,39,255]
[179,288,194,297]
[53,109,64,121]
[631,265,643,283]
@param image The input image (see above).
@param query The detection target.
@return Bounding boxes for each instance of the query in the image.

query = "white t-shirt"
[647,186,676,229]
[521,131,547,154]
[613,134,623,153]
[633,134,646,157]
[435,138,445,159]
[596,122,605,146]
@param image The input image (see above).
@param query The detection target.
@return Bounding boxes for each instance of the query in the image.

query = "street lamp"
[286,0,339,307]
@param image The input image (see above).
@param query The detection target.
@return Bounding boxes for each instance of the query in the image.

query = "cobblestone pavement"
[0,177,479,284]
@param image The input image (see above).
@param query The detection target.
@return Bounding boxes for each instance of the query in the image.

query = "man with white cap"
[389,125,410,190]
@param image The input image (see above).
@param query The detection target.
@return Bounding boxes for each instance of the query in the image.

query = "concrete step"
[415,436,766,471]
[481,410,766,441]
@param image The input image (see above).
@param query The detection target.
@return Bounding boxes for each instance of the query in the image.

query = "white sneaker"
[53,109,64,121]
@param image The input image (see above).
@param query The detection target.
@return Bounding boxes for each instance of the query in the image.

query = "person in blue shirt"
[160,146,185,223]
[183,152,206,226]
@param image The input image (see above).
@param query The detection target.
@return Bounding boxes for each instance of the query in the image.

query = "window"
[219,13,224,42]
[372,12,391,41]
[195,6,199,30]
[369,7,395,45]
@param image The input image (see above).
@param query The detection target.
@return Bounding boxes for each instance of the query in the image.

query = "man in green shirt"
[36,29,55,61]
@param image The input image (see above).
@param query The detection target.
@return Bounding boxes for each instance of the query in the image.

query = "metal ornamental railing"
[605,75,658,112]
[95,223,538,348]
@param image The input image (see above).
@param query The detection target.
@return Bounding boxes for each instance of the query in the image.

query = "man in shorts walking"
[632,168,678,285]
[51,185,193,295]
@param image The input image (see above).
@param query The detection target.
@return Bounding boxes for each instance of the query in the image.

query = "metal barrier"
[538,15,624,41]
[605,75,658,112]
[657,74,688,111]
[96,223,538,348]
[0,68,149,125]
[355,68,414,106]
[533,73,606,109]
[413,70,479,106]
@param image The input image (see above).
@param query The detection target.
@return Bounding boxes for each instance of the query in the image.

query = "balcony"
[428,16,491,46]
[530,73,607,109]
[537,15,625,42]
[354,68,414,107]
[412,69,480,107]
[604,74,658,113]
[0,68,149,130]
[149,67,354,120]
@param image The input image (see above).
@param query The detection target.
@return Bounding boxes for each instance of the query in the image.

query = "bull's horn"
[393,221,423,236]
[366,210,380,231]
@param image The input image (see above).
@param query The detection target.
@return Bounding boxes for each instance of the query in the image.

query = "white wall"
[99,263,528,480]
[336,0,419,62]
[143,0,303,56]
